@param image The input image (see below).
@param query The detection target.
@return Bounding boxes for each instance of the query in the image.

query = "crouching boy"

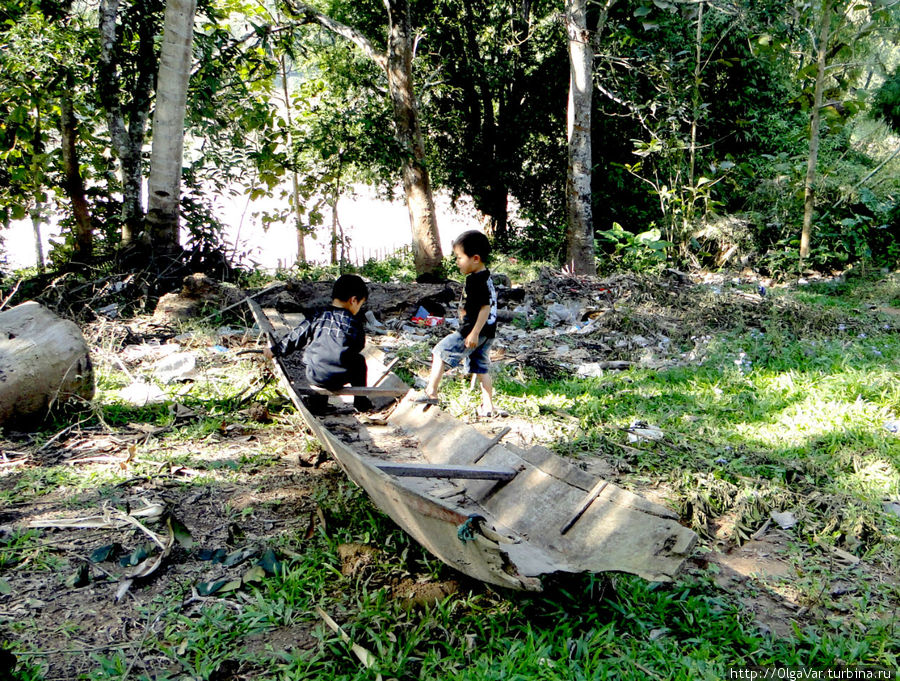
[265,274,372,412]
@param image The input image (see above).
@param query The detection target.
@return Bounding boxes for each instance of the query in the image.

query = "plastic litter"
[119,381,168,406]
[120,342,181,363]
[576,363,605,378]
[365,310,385,328]
[153,352,198,383]
[97,303,119,318]
[770,511,797,530]
[412,315,444,327]
[627,422,664,442]
[544,302,580,327]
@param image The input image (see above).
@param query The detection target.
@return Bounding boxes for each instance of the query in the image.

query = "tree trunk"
[98,0,157,247]
[800,0,832,265]
[688,1,704,191]
[30,101,45,273]
[289,1,443,276]
[383,0,442,276]
[460,1,508,245]
[564,0,596,275]
[31,203,45,273]
[0,302,94,425]
[60,71,93,260]
[146,0,197,253]
[280,55,306,265]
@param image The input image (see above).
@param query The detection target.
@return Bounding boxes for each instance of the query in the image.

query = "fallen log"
[0,301,94,425]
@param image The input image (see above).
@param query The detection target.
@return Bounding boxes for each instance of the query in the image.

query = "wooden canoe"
[248,300,697,591]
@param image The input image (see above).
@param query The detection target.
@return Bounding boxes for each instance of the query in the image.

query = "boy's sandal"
[476,407,509,418]
[410,393,439,405]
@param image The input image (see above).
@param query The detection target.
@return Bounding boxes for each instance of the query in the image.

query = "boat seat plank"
[304,385,409,397]
[371,461,517,481]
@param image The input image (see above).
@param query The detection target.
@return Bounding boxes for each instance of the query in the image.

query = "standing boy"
[265,274,372,412]
[416,230,498,416]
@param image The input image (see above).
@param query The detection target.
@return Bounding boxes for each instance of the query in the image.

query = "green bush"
[595,223,671,274]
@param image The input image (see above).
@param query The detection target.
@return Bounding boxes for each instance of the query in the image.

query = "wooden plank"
[372,462,517,481]
[472,427,511,463]
[304,385,409,397]
[560,479,610,535]
[248,299,279,346]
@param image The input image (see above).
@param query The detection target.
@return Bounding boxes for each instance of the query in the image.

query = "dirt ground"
[1,269,896,678]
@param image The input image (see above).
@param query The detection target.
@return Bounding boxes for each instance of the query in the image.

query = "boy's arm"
[464,305,491,348]
[346,314,366,352]
[270,318,312,357]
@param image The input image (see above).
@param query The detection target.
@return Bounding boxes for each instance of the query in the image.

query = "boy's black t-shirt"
[271,306,365,387]
[460,269,498,339]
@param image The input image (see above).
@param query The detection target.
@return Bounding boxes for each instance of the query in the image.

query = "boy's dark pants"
[305,356,371,412]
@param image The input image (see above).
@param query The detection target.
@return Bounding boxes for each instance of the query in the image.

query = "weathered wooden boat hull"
[248,300,697,591]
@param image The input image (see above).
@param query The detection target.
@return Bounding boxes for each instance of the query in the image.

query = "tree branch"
[281,0,387,71]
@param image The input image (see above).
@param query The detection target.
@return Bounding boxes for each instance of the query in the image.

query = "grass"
[486,321,900,558]
[3,270,900,680]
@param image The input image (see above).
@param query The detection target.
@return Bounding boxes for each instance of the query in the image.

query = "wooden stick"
[560,479,610,535]
[372,461,516,481]
[247,298,279,346]
[472,426,511,463]
[372,357,400,387]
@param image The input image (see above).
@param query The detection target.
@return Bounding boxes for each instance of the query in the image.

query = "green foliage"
[359,249,417,282]
[872,67,900,133]
[418,0,569,246]
[596,222,672,273]
[0,7,93,229]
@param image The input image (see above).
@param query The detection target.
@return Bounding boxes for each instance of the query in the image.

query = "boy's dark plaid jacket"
[271,306,365,387]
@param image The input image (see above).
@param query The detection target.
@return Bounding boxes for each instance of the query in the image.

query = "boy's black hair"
[332,274,369,302]
[452,230,491,264]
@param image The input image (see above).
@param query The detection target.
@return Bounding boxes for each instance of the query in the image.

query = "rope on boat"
[457,514,485,543]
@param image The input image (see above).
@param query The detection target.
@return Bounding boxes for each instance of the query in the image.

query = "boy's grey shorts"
[432,332,493,374]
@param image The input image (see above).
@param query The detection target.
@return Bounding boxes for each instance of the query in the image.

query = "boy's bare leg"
[477,372,494,413]
[424,354,445,399]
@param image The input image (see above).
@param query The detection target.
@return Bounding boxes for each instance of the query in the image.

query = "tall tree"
[799,0,833,265]
[146,0,198,253]
[564,0,596,275]
[284,0,443,276]
[279,53,307,264]
[60,69,93,260]
[420,0,567,248]
[97,0,163,245]
[0,4,96,265]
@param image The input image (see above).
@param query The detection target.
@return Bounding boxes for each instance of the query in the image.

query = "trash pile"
[109,266,872,407]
